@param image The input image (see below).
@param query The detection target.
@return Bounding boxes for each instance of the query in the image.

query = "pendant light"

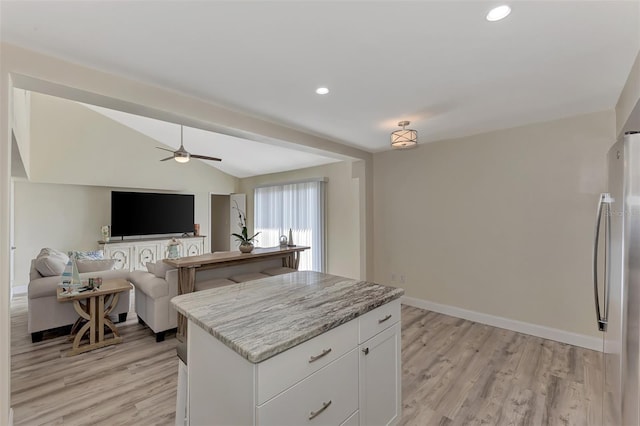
[391,121,418,149]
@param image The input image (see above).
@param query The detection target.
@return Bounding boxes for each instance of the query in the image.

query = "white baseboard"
[401,295,601,351]
[10,285,27,298]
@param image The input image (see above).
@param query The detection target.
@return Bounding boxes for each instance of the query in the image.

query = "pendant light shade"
[391,121,417,149]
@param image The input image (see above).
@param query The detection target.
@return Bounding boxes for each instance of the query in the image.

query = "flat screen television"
[110,191,195,237]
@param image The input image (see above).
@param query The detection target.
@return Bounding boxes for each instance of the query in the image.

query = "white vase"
[239,242,254,253]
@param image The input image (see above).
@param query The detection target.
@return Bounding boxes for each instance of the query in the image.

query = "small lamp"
[391,121,418,149]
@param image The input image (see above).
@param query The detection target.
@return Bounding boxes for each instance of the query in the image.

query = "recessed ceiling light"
[315,87,329,95]
[486,5,511,21]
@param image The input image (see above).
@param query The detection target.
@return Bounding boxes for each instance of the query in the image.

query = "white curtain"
[254,180,326,272]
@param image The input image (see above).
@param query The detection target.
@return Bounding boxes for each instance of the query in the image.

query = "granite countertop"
[171,271,404,363]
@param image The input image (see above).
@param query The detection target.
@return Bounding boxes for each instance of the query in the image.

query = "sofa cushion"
[262,267,297,276]
[146,261,157,275]
[153,261,175,279]
[76,259,116,273]
[229,272,269,283]
[195,278,236,292]
[130,270,169,299]
[74,250,104,260]
[34,248,69,277]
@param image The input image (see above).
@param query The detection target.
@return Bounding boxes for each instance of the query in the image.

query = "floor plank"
[11,296,603,425]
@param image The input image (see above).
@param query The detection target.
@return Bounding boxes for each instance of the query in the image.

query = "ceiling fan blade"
[160,156,174,161]
[190,154,222,162]
[156,146,175,153]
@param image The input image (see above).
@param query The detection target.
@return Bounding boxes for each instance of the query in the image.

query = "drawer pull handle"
[308,348,332,363]
[309,400,332,420]
[378,314,392,324]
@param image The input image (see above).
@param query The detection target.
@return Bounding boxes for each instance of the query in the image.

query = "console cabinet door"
[135,243,159,270]
[358,322,401,426]
[182,239,203,256]
[105,245,133,272]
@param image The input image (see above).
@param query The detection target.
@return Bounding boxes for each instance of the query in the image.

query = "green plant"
[232,201,260,245]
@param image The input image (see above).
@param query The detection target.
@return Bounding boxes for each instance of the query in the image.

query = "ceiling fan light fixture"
[156,124,222,163]
[391,121,418,149]
[174,152,190,163]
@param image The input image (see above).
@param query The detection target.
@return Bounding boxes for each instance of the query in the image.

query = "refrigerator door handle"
[593,192,613,332]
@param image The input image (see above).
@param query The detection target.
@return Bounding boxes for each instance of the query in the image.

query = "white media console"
[99,236,206,272]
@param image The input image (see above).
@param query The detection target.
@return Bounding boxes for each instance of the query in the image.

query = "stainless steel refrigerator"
[594,130,640,425]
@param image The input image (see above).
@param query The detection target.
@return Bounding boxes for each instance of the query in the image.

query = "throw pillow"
[146,261,157,275]
[153,261,175,279]
[74,250,104,260]
[76,259,117,273]
[34,248,69,277]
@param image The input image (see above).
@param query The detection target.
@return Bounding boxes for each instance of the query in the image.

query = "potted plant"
[232,201,260,253]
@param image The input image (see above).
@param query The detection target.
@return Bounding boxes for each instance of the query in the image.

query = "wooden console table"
[164,246,309,341]
[57,278,133,356]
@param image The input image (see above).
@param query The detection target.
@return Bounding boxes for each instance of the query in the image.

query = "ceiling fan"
[157,125,222,163]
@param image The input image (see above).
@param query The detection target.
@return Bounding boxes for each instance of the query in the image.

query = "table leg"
[103,293,121,338]
[69,299,89,339]
[89,297,96,346]
[98,294,105,342]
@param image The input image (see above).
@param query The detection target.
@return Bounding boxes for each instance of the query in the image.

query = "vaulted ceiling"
[2,1,639,153]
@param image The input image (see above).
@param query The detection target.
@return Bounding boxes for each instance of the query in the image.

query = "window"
[254,180,326,272]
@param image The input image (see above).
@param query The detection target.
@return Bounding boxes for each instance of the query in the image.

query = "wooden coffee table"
[57,278,132,356]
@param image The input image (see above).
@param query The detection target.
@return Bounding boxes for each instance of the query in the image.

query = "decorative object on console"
[232,200,260,254]
[279,235,288,246]
[391,120,418,149]
[194,223,200,236]
[288,228,294,247]
[166,238,182,259]
[156,125,222,164]
[101,225,110,242]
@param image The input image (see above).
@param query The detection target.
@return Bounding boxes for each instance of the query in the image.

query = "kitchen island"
[171,271,404,426]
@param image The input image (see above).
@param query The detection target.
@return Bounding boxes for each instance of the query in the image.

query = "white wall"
[11,88,30,179]
[373,110,615,342]
[28,92,238,192]
[0,54,13,426]
[616,50,640,135]
[240,161,362,280]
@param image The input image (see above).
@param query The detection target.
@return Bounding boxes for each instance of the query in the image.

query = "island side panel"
[177,267,196,341]
[188,320,256,426]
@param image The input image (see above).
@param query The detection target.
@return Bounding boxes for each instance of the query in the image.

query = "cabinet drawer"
[257,349,359,426]
[358,299,400,344]
[257,319,358,404]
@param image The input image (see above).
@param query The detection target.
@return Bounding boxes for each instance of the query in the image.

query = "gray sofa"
[28,259,131,343]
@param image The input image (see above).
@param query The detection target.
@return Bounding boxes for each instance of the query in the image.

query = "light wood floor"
[10,296,602,425]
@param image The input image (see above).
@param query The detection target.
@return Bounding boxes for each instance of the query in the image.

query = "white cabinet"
[359,322,402,426]
[257,349,359,425]
[100,236,206,271]
[187,299,401,426]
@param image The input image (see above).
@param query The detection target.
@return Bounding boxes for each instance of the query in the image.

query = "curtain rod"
[254,177,328,189]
